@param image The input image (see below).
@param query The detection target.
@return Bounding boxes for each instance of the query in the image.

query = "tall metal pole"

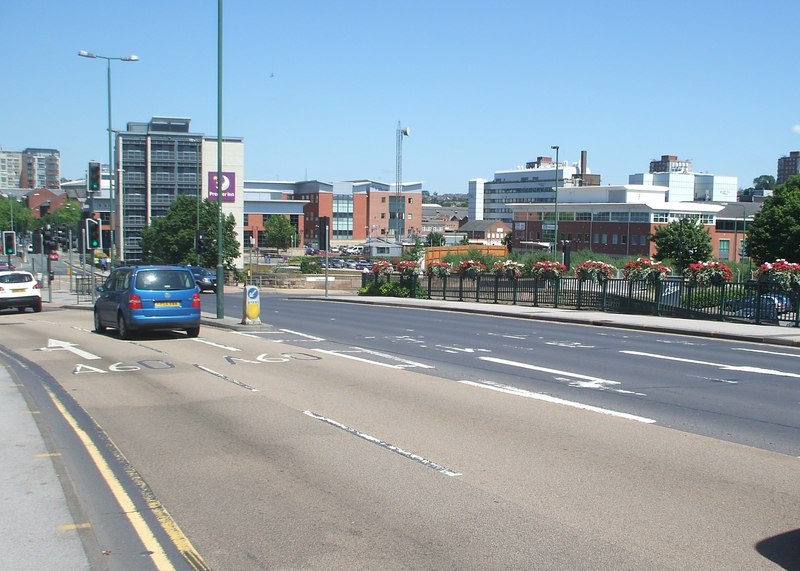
[551,145,560,261]
[78,50,138,267]
[106,58,115,268]
[215,0,225,319]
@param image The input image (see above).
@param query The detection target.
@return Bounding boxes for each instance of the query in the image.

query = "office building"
[777,151,800,184]
[629,154,737,202]
[115,117,244,264]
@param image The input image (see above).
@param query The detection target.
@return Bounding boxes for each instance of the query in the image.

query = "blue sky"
[4,1,799,194]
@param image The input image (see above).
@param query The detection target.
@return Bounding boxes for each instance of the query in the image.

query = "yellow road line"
[44,386,208,571]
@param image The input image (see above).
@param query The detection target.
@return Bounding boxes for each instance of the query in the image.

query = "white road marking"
[304,410,461,477]
[732,347,800,359]
[232,331,261,339]
[190,338,241,351]
[39,339,101,360]
[313,347,433,369]
[459,380,656,424]
[621,350,800,379]
[545,341,595,348]
[194,364,259,391]
[478,356,646,396]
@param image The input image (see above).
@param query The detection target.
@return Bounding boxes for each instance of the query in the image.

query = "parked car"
[0,261,17,272]
[724,294,782,313]
[94,265,201,339]
[733,297,779,320]
[189,266,217,293]
[48,251,59,261]
[765,291,794,313]
[0,271,42,313]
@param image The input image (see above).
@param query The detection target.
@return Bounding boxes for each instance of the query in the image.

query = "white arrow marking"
[41,339,101,360]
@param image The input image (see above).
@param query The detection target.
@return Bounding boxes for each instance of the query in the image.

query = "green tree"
[403,236,426,261]
[650,217,712,273]
[140,196,240,269]
[426,231,445,247]
[753,175,776,191]
[745,175,800,263]
[263,215,296,250]
[0,196,34,235]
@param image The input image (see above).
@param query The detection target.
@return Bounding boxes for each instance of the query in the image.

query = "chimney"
[580,150,587,176]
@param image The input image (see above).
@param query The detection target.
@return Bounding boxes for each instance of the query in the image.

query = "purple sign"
[208,171,236,202]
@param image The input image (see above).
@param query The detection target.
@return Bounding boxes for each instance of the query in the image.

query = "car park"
[0,271,42,313]
[94,265,201,339]
[724,294,782,313]
[189,266,217,293]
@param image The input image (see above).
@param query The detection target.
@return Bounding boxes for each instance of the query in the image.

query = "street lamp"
[78,50,139,268]
[396,122,411,242]
[551,145,560,261]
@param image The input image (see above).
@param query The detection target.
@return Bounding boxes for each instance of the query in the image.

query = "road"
[207,291,800,457]
[2,304,797,569]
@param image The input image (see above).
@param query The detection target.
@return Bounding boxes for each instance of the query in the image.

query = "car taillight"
[128,294,143,310]
[33,282,40,289]
[192,292,201,308]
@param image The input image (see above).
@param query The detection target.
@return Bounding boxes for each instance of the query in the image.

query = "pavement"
[4,281,800,570]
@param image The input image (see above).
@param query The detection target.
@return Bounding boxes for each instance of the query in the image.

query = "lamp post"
[551,145,559,261]
[78,50,139,269]
[396,122,411,242]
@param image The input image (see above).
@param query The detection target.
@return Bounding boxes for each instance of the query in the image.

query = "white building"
[469,155,580,223]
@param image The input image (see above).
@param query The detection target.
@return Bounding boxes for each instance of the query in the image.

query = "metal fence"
[362,273,800,327]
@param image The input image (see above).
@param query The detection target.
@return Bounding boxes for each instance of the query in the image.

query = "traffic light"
[318,216,329,252]
[2,231,15,256]
[32,229,42,254]
[88,161,101,192]
[86,218,102,250]
[196,230,206,253]
[43,226,54,254]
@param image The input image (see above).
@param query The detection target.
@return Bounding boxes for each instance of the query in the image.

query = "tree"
[745,175,800,263]
[650,217,712,273]
[426,231,445,247]
[140,195,240,269]
[502,231,514,253]
[753,175,776,191]
[263,215,296,250]
[0,196,34,235]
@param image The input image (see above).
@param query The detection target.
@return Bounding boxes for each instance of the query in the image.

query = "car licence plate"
[155,301,181,307]
[12,288,26,293]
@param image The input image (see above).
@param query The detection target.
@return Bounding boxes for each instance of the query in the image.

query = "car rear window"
[0,273,33,284]
[135,270,195,291]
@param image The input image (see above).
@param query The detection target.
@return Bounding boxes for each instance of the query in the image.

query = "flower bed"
[684,261,732,286]
[491,260,525,280]
[425,261,451,278]
[371,260,393,277]
[396,260,420,278]
[457,259,487,279]
[756,259,800,291]
[573,260,616,283]
[623,257,671,282]
[530,260,567,280]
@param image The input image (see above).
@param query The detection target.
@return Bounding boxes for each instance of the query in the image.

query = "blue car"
[94,265,201,339]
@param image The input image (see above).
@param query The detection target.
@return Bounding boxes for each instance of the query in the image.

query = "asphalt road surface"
[2,306,798,570]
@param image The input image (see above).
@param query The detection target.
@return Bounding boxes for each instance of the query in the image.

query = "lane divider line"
[304,410,462,477]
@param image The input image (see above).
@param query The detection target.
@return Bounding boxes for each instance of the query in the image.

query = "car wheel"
[117,313,132,340]
[33,301,42,313]
[17,307,26,313]
[94,310,106,333]
[186,326,200,338]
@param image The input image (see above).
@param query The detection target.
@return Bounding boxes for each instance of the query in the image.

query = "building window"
[612,234,619,245]
[381,196,386,203]
[719,239,730,260]
[593,233,599,244]
[601,233,608,244]
[381,213,386,219]
[631,234,638,246]
[653,212,669,223]
[621,234,627,245]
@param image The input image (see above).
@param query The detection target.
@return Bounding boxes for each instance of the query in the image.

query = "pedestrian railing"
[362,273,800,327]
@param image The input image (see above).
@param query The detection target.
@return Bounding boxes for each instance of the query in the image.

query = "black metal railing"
[361,273,800,327]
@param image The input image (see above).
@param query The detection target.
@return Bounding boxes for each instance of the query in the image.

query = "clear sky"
[3,1,799,194]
